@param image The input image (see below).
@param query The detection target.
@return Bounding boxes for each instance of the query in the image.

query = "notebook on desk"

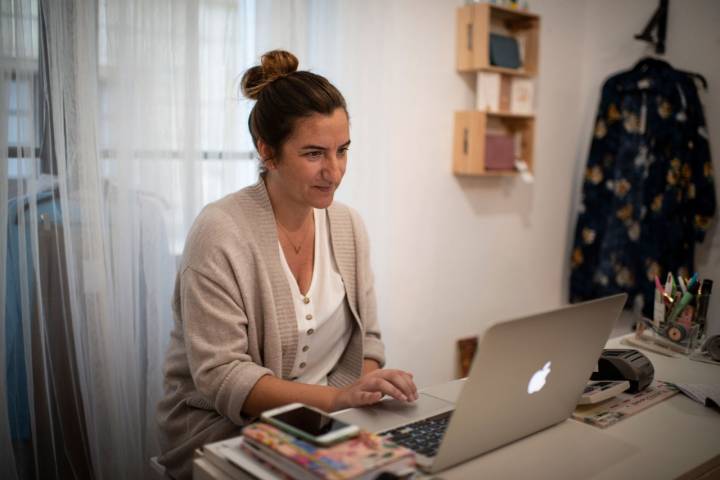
[334,294,627,473]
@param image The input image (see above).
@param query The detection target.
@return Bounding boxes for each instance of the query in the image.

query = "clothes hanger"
[629,57,708,91]
[678,70,708,90]
[634,0,668,55]
[14,185,60,225]
[630,0,708,90]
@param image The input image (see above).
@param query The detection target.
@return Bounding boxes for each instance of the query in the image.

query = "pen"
[654,276,665,295]
[653,276,666,328]
[678,275,688,295]
[655,276,674,304]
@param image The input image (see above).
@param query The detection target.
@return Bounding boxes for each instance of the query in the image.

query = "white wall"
[303,0,720,388]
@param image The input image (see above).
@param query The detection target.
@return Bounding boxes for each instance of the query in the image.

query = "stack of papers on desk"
[199,436,275,480]
[198,423,416,480]
[240,422,415,479]
[689,349,720,366]
[673,383,720,409]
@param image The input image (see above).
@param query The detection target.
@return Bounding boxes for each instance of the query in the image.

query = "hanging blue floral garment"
[570,58,715,317]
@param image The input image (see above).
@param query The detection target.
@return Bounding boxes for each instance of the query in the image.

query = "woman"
[157,50,417,479]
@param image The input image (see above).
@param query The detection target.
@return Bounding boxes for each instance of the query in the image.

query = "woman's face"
[265,107,350,210]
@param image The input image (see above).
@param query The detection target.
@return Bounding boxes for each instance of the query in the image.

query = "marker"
[678,276,688,295]
[655,276,673,304]
[667,281,699,324]
[654,276,665,295]
[695,280,713,337]
[666,273,676,297]
[653,276,666,328]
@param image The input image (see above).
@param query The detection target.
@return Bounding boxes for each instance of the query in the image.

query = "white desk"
[194,335,720,479]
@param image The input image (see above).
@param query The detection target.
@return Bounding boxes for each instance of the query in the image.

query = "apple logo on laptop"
[527,361,552,394]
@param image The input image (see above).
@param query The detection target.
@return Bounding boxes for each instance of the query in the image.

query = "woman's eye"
[338,148,349,157]
[304,151,323,158]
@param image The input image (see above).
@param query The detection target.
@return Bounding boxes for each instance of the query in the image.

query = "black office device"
[590,349,654,393]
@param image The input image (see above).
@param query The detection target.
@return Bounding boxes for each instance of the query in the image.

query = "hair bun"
[241,50,299,100]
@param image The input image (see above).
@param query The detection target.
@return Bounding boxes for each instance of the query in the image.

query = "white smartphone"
[260,403,360,446]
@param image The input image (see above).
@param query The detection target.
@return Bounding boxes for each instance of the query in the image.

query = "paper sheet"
[572,381,678,428]
[673,383,720,409]
[689,350,720,366]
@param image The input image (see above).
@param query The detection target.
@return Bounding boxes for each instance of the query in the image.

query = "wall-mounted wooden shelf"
[480,65,534,77]
[453,3,540,177]
[453,111,535,176]
[456,3,540,74]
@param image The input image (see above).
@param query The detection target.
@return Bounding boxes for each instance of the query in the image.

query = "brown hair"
[240,50,348,170]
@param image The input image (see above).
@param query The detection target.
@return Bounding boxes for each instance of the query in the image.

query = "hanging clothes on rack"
[5,186,95,479]
[5,180,173,478]
[570,58,716,318]
[5,188,61,445]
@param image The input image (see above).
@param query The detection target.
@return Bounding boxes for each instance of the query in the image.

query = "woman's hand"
[331,369,418,411]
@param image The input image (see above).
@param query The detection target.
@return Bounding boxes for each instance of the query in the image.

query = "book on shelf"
[476,72,501,112]
[489,33,522,69]
[510,77,534,115]
[484,133,515,170]
[476,72,512,112]
[477,73,529,114]
[240,422,415,480]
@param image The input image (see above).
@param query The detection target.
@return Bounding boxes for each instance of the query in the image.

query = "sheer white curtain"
[1,0,315,478]
[1,1,45,479]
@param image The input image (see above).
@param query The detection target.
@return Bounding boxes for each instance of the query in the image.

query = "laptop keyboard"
[380,411,452,458]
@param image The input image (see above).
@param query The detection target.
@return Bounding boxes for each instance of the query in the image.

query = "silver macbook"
[334,294,627,473]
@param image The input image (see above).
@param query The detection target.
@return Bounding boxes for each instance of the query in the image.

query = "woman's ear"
[257,139,277,170]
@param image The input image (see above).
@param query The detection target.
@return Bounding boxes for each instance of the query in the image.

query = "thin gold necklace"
[277,214,313,255]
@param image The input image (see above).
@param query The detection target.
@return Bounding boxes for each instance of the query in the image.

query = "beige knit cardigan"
[157,180,385,478]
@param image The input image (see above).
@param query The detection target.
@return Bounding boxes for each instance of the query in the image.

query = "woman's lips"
[314,185,333,193]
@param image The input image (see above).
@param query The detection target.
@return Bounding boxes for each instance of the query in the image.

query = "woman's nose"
[323,154,344,183]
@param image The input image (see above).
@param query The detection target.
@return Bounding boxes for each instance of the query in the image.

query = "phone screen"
[271,406,351,437]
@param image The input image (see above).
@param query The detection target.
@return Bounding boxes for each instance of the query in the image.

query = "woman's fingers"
[396,372,417,401]
[358,391,382,405]
[334,368,420,409]
[373,369,418,401]
[371,377,408,401]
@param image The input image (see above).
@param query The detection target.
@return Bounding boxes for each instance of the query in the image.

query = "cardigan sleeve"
[349,209,386,367]
[180,266,273,425]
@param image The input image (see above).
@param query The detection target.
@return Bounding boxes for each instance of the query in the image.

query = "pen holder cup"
[637,320,703,355]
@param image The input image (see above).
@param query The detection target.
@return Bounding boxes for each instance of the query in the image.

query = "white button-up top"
[279,209,353,385]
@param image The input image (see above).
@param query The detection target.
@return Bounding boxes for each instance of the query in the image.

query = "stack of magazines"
[198,422,416,479]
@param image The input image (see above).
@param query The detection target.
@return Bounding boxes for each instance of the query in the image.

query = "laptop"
[334,294,627,473]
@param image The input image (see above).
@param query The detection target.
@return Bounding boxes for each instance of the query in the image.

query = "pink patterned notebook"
[242,422,415,479]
